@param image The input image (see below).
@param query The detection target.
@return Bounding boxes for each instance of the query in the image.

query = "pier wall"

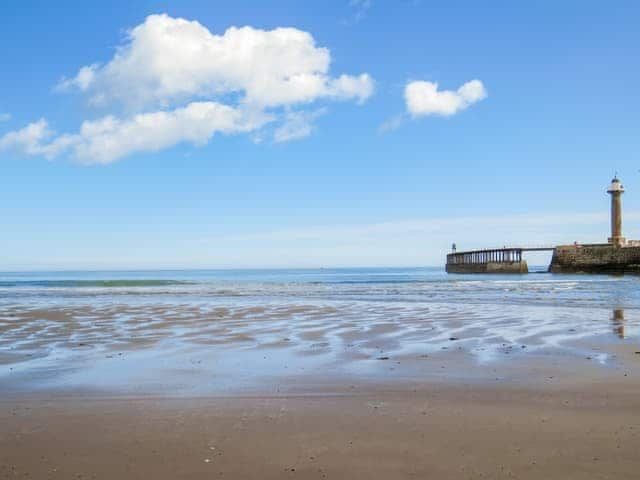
[446,248,530,274]
[446,261,528,274]
[549,244,640,273]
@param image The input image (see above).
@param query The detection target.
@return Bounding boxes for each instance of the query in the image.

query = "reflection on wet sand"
[613,308,625,339]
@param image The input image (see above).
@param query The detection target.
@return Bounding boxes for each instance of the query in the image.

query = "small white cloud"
[0,112,11,122]
[405,79,487,117]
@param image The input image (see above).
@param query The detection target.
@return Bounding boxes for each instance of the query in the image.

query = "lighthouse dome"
[607,177,624,193]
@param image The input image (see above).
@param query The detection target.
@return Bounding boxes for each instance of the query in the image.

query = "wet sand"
[1,303,640,478]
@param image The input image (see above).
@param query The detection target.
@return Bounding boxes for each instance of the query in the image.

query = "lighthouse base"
[549,244,640,274]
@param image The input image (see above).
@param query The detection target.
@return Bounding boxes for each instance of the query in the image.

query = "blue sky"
[1,0,639,270]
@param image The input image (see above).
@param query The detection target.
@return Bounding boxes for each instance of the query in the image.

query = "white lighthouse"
[607,176,625,246]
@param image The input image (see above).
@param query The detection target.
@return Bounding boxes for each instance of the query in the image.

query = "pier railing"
[446,246,555,266]
[446,248,524,266]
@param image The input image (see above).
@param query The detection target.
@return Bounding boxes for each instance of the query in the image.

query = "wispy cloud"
[274,108,328,143]
[193,211,637,267]
[213,212,616,244]
[346,0,372,24]
[0,112,10,122]
[378,114,404,133]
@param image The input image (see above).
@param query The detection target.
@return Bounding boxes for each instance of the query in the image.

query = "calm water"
[1,267,640,309]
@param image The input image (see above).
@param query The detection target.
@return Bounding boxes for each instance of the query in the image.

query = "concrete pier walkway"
[446,247,554,274]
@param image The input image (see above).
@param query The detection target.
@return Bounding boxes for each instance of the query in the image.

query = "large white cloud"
[405,79,487,117]
[1,14,374,165]
[71,102,270,164]
[58,14,373,109]
[0,103,270,165]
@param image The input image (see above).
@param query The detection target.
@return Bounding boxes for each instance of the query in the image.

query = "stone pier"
[446,248,529,274]
[446,176,640,275]
[549,243,640,273]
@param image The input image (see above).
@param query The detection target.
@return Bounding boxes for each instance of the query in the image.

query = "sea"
[1,266,639,308]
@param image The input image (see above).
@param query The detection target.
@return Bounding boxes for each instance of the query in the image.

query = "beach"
[1,268,639,478]
[3,381,640,479]
[4,0,639,477]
